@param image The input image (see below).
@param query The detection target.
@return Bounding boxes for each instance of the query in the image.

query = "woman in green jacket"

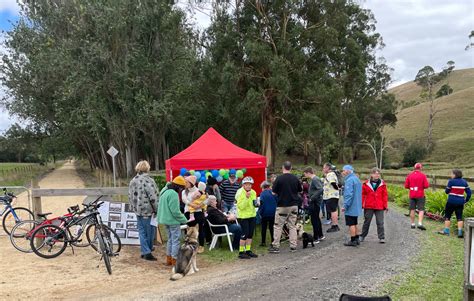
[157,176,188,266]
[235,176,258,259]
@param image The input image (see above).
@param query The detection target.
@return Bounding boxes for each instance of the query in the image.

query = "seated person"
[206,195,242,250]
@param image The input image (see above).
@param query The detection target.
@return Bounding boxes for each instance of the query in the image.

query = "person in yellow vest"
[235,176,259,259]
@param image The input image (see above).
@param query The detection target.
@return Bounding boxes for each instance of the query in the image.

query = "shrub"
[153,175,167,189]
[402,143,428,167]
[425,190,447,216]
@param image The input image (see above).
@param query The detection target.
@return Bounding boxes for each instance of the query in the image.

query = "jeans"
[222,202,236,214]
[260,216,274,244]
[361,209,385,239]
[273,206,298,249]
[137,216,156,256]
[309,204,323,239]
[213,223,242,249]
[165,224,181,259]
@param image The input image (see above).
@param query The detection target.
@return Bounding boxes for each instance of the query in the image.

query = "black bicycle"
[29,197,121,275]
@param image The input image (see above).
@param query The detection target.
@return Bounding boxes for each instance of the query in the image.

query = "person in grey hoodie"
[128,160,159,261]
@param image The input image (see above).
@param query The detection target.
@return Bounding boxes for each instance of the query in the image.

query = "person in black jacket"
[304,167,325,242]
[206,196,242,250]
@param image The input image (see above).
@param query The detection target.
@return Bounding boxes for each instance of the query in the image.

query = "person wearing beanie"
[188,182,208,223]
[404,163,429,230]
[157,176,188,266]
[438,169,471,238]
[341,165,362,247]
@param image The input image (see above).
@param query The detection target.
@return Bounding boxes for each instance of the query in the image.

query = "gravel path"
[134,208,420,301]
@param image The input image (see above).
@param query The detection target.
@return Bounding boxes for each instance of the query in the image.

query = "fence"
[0,164,44,182]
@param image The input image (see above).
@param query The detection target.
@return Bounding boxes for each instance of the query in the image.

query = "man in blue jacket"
[341,165,362,247]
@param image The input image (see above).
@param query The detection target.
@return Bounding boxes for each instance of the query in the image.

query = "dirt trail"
[0,163,419,300]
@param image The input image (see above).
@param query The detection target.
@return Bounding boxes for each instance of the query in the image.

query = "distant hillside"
[385,68,474,163]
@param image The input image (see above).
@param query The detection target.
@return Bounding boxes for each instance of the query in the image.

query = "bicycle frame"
[0,199,20,220]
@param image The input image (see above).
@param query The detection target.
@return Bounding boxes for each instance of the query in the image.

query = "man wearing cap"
[405,163,429,230]
[341,165,362,247]
[219,170,241,213]
[157,176,188,266]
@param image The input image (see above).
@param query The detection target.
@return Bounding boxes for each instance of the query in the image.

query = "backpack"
[332,168,344,189]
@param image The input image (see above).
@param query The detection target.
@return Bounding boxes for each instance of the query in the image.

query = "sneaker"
[458,233,464,239]
[197,246,205,254]
[327,225,340,233]
[323,220,332,225]
[143,253,158,261]
[437,231,449,236]
[318,236,326,241]
[246,250,258,258]
[238,252,251,259]
[268,246,280,253]
[313,239,321,244]
[343,241,358,247]
[379,239,385,244]
[359,236,365,243]
[411,224,416,229]
[417,224,426,231]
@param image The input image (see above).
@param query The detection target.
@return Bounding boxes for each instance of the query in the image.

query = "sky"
[0,0,473,131]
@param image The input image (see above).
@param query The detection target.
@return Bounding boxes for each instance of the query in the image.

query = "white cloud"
[0,0,20,15]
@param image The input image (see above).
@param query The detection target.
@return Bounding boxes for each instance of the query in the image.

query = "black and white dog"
[170,225,199,281]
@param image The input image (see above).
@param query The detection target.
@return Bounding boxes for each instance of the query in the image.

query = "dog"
[170,225,199,281]
[302,232,315,249]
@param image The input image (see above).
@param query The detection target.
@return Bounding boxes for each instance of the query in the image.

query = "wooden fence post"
[432,175,437,190]
[31,179,42,219]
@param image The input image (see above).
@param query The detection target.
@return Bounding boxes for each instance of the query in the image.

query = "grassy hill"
[385,68,474,164]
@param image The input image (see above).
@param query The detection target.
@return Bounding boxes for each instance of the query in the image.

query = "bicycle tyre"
[86,224,122,253]
[69,224,91,248]
[30,224,68,259]
[98,232,112,275]
[10,220,42,253]
[2,207,34,236]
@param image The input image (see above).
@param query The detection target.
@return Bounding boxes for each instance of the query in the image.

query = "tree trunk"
[303,142,308,165]
[314,145,322,166]
[261,91,277,168]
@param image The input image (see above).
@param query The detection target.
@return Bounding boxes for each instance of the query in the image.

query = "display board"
[97,200,140,245]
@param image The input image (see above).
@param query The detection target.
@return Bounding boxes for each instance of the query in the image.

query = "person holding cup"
[235,176,259,259]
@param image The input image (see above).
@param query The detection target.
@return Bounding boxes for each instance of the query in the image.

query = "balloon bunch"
[179,167,248,183]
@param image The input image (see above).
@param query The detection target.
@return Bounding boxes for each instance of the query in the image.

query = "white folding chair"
[207,220,234,252]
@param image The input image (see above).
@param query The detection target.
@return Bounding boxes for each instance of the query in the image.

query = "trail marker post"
[107,146,119,187]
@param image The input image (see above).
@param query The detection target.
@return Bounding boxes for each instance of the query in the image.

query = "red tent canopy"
[165,128,267,192]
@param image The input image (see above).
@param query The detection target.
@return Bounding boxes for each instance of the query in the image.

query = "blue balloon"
[180,168,187,176]
[200,176,206,183]
[211,169,219,178]
[194,171,201,179]
[216,176,223,182]
[230,169,236,175]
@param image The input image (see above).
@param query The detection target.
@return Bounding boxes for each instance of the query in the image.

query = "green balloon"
[189,170,195,175]
[236,170,244,178]
[206,172,212,179]
[223,173,229,180]
[219,169,226,176]
[242,168,247,173]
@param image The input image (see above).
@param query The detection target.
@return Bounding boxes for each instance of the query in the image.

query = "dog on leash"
[170,225,199,281]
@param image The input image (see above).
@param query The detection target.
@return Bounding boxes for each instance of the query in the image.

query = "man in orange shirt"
[405,163,430,230]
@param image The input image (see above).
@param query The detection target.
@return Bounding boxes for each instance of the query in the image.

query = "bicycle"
[9,205,81,253]
[1,188,34,235]
[29,196,120,275]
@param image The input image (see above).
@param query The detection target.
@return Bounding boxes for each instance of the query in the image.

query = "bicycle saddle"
[36,212,52,218]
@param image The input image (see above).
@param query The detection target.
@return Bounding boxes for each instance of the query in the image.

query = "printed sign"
[98,201,140,245]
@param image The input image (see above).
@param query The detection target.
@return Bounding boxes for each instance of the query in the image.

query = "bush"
[153,175,167,189]
[402,143,428,167]
[425,190,447,216]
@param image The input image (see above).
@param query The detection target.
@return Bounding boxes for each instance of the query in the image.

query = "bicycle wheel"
[10,220,41,253]
[86,224,122,253]
[98,232,112,275]
[69,223,91,248]
[30,224,68,259]
[2,207,34,236]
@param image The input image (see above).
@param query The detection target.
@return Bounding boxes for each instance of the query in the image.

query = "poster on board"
[96,200,141,245]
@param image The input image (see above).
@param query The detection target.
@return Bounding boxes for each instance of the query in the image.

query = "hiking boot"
[238,252,251,259]
[165,255,172,266]
[327,225,340,233]
[268,246,280,253]
[246,250,258,258]
[143,253,158,261]
[417,224,426,231]
[170,257,177,266]
[411,225,416,229]
[359,236,365,243]
[379,239,385,244]
[355,238,360,245]
[197,246,205,254]
[344,241,358,247]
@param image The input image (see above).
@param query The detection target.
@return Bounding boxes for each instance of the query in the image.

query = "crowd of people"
[128,160,471,264]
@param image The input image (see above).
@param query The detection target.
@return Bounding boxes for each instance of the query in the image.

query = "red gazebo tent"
[165,128,267,193]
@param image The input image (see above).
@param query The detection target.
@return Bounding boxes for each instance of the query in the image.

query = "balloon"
[211,170,219,178]
[216,176,223,182]
[194,171,201,179]
[236,170,244,178]
[180,168,187,176]
[230,169,236,175]
[206,172,212,179]
[242,168,247,173]
[223,173,229,180]
[200,176,206,183]
[219,169,226,176]
[189,170,195,175]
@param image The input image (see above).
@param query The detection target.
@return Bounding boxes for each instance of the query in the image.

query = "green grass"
[385,68,474,164]
[379,205,464,300]
[0,162,56,187]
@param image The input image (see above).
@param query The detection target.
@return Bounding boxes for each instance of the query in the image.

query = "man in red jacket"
[405,163,429,230]
[360,168,388,243]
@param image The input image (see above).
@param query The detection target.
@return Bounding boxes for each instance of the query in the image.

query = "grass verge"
[379,204,464,300]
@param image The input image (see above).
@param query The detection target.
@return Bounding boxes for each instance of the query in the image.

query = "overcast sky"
[0,0,473,131]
